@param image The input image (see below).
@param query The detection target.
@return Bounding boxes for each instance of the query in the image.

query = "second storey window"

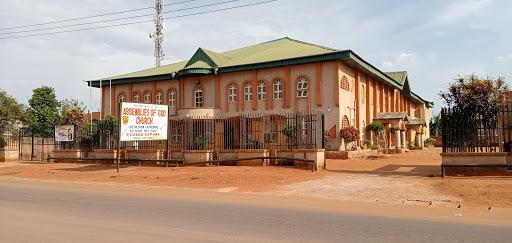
[297,77,308,98]
[257,81,266,101]
[169,90,176,107]
[195,86,203,107]
[144,91,151,104]
[244,82,253,101]
[228,84,237,103]
[119,94,125,103]
[134,93,140,103]
[156,91,162,104]
[273,79,283,99]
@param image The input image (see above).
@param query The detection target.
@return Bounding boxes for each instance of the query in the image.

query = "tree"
[429,114,441,136]
[60,99,87,120]
[28,86,61,137]
[0,89,27,135]
[63,107,87,126]
[439,74,509,116]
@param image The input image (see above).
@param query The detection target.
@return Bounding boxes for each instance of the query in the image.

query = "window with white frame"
[171,122,181,142]
[195,86,203,107]
[169,90,176,107]
[244,82,252,101]
[134,93,140,103]
[156,91,162,104]
[144,91,151,104]
[228,84,237,103]
[273,79,283,99]
[297,77,308,98]
[257,81,266,101]
[119,94,125,103]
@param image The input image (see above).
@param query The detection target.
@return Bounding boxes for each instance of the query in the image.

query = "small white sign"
[120,102,168,141]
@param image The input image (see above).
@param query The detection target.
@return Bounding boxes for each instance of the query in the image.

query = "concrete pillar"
[419,134,423,148]
[395,130,401,149]
[400,130,406,148]
[415,133,420,148]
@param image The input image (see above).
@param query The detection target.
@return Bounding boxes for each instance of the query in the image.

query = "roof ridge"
[284,37,339,52]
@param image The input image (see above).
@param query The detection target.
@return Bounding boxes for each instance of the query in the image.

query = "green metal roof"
[385,71,408,86]
[88,37,432,107]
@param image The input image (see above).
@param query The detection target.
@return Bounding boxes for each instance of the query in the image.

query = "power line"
[0,0,239,35]
[0,0,197,31]
[0,0,277,40]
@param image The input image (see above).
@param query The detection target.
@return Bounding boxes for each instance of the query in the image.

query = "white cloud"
[497,53,512,62]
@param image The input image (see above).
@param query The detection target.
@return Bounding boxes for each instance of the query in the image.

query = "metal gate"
[19,127,55,161]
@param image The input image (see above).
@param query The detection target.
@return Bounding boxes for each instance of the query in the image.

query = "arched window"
[383,93,387,111]
[156,91,162,104]
[257,81,266,101]
[244,82,253,101]
[168,90,176,107]
[370,87,373,106]
[297,76,308,98]
[273,79,283,99]
[341,115,350,129]
[194,86,203,107]
[340,75,349,91]
[228,84,237,103]
[119,94,125,103]
[144,91,151,104]
[361,85,365,104]
[133,92,140,103]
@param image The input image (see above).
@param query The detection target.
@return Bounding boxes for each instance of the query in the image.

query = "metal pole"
[109,79,112,115]
[100,80,102,119]
[116,101,122,173]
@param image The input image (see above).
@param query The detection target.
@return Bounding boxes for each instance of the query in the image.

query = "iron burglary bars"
[441,106,507,153]
[168,112,323,150]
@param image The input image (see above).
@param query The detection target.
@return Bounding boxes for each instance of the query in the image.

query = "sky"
[1,0,511,117]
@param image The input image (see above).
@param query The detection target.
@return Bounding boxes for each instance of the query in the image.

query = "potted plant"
[282,124,297,146]
[425,138,436,148]
[362,139,371,149]
[340,126,360,151]
[194,135,205,150]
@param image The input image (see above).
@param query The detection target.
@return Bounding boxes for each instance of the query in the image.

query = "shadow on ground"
[327,164,441,177]
[52,164,124,172]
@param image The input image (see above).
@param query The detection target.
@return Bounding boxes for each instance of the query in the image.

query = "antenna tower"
[150,0,165,66]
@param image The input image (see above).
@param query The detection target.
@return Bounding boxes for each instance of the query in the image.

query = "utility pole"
[150,0,165,67]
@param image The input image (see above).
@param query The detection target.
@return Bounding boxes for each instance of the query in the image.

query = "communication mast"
[149,0,165,67]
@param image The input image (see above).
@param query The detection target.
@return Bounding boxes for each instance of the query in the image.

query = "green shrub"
[249,140,263,149]
[194,135,205,150]
[425,138,436,146]
[0,136,5,149]
[282,124,297,138]
[362,139,371,148]
[367,121,384,131]
[389,126,396,133]
[340,126,359,143]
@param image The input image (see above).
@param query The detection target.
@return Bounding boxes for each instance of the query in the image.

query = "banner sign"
[55,125,75,142]
[120,102,168,141]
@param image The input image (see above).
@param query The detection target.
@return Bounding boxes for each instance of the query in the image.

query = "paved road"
[0,181,511,242]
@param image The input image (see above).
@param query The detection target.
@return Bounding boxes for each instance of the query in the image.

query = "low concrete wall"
[431,136,442,147]
[441,152,508,165]
[441,152,512,176]
[293,149,325,171]
[0,149,18,162]
[183,150,213,166]
[52,149,82,163]
[237,150,268,166]
[127,149,164,160]
[326,149,373,160]
[217,151,238,166]
[89,150,117,159]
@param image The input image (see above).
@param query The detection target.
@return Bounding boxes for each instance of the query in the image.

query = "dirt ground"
[1,147,511,210]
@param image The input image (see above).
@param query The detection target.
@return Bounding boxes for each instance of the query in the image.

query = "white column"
[401,130,406,148]
[395,130,401,149]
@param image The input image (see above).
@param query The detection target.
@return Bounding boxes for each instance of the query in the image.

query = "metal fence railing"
[441,105,512,153]
[169,111,324,150]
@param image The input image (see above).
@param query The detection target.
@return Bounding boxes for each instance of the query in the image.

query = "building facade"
[89,37,433,151]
